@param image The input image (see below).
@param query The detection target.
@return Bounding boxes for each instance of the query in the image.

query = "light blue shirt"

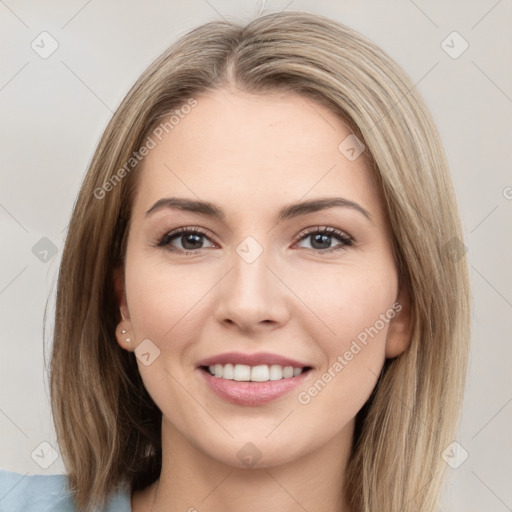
[0,468,132,511]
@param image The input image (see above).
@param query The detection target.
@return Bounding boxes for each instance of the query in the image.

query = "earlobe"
[116,323,134,349]
[385,286,413,359]
[113,266,134,351]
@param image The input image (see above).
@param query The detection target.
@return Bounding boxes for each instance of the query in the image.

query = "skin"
[114,87,412,512]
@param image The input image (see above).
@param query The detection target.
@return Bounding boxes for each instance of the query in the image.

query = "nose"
[213,246,291,334]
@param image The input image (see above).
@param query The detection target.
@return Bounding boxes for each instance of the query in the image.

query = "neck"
[139,417,354,512]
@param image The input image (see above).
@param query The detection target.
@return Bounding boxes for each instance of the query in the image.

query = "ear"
[385,285,413,359]
[113,266,134,351]
[113,266,130,320]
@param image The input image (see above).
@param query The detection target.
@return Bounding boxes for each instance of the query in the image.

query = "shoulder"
[0,468,132,512]
[0,467,73,511]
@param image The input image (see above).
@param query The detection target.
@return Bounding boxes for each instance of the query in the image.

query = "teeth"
[233,364,251,381]
[222,363,234,380]
[251,365,269,382]
[207,363,305,381]
[269,364,283,381]
[282,366,294,378]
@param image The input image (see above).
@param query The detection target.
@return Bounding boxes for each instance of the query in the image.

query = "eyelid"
[293,225,354,246]
[155,226,217,250]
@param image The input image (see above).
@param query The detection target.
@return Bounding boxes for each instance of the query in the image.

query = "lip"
[196,351,311,368]
[197,366,311,406]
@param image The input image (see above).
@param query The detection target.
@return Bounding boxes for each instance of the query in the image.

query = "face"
[115,87,411,469]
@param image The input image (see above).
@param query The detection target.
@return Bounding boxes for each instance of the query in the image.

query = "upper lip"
[197,351,312,368]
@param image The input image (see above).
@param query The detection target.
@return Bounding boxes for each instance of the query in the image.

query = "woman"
[0,10,470,512]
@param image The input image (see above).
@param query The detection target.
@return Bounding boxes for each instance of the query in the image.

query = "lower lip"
[198,367,311,406]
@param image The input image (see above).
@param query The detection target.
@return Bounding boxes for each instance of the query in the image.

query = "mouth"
[196,357,313,405]
[199,363,312,382]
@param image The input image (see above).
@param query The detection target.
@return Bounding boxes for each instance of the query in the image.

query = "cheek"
[333,275,396,350]
[290,282,394,441]
[288,258,397,343]
[124,253,214,341]
[292,262,396,402]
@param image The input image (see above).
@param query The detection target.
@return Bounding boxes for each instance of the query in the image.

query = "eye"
[155,225,353,256]
[294,226,353,252]
[156,227,216,254]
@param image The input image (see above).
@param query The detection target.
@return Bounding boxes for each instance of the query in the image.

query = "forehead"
[132,88,381,219]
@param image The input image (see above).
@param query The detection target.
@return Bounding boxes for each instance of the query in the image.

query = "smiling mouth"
[200,364,312,382]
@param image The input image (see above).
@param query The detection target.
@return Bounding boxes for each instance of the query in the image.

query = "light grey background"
[1,1,511,510]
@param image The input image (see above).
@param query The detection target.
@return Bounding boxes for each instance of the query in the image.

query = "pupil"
[182,234,202,250]
[312,233,330,249]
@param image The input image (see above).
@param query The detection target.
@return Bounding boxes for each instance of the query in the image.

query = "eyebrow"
[145,196,372,223]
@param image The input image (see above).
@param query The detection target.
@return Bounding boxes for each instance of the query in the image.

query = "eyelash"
[155,225,354,256]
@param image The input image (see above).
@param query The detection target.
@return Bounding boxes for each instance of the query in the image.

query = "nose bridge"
[214,235,289,329]
[230,237,274,303]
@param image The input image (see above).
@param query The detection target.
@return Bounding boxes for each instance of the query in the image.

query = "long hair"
[50,11,470,511]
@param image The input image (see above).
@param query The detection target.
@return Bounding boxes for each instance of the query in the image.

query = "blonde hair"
[50,11,470,511]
